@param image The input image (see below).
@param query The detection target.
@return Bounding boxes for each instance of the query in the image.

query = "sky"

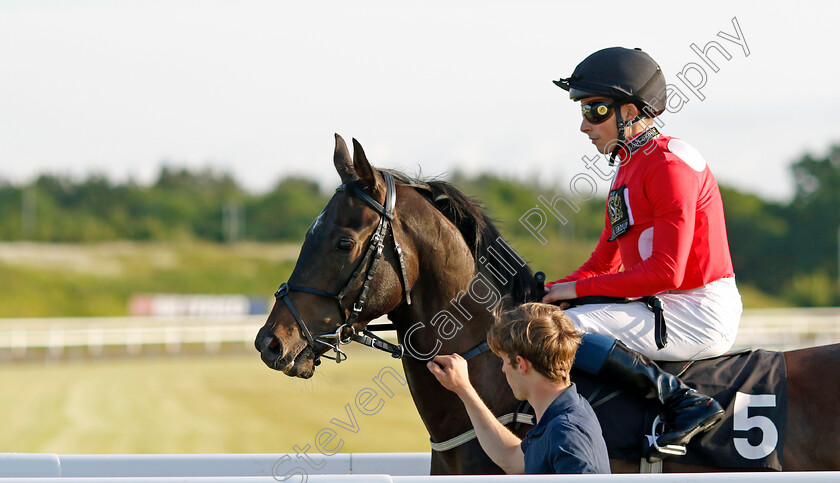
[1,0,838,202]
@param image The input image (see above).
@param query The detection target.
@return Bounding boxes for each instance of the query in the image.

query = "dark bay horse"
[255,134,840,473]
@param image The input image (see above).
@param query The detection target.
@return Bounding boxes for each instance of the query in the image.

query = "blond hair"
[487,303,581,383]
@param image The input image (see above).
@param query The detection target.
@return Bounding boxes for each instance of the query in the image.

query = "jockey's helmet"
[553,47,666,117]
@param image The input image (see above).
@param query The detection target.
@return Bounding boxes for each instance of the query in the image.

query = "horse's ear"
[333,133,354,182]
[352,138,383,195]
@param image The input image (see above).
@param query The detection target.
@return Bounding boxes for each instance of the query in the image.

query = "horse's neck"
[390,299,517,445]
[387,197,520,444]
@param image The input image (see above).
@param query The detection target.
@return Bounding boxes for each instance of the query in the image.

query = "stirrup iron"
[644,415,687,462]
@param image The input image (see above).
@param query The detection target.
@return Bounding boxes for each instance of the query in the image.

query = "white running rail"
[1,452,839,481]
[1,308,840,361]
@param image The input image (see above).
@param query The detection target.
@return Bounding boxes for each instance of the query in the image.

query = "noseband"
[274,172,413,364]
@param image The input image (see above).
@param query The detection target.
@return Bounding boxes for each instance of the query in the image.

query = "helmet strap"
[609,104,645,166]
[610,104,628,166]
[615,104,626,143]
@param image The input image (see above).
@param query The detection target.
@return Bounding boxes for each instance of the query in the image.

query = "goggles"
[581,101,619,125]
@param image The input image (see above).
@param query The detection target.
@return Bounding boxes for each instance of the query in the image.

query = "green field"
[0,347,430,454]
[0,242,301,317]
[0,240,784,318]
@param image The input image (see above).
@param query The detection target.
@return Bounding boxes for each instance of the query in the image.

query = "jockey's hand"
[542,281,577,309]
[427,354,474,397]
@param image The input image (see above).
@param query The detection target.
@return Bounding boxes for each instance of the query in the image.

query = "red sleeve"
[546,224,622,288]
[575,161,698,298]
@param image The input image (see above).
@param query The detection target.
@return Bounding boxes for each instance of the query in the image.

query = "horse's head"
[255,134,415,378]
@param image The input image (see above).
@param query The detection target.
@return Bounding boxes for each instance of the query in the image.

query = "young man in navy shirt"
[428,303,610,474]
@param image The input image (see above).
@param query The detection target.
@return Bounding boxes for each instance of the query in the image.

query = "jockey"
[543,47,743,452]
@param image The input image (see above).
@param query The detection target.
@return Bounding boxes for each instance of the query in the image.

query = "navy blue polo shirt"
[520,383,610,474]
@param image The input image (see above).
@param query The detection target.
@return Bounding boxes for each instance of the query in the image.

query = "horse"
[255,134,840,473]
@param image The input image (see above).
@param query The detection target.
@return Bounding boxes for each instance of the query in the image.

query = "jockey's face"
[580,96,648,155]
[579,96,619,155]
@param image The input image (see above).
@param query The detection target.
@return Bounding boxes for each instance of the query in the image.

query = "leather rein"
[274,172,491,366]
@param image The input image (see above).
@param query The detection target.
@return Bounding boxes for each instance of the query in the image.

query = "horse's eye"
[337,239,355,251]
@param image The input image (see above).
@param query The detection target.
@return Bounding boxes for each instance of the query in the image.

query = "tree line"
[1,144,838,306]
[0,167,326,243]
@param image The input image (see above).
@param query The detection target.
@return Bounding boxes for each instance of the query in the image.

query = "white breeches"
[565,277,743,361]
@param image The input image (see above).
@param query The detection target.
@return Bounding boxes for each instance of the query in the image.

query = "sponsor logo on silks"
[607,184,632,241]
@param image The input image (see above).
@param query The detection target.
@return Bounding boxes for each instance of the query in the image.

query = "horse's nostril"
[256,332,282,354]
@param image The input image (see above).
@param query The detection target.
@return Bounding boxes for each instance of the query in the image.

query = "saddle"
[574,348,787,470]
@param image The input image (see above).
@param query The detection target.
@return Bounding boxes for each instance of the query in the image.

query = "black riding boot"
[599,340,725,448]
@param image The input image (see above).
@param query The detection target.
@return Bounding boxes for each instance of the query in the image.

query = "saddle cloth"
[571,348,787,470]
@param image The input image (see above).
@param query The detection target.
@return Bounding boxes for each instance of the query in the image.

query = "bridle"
[273,171,493,366]
[274,172,413,365]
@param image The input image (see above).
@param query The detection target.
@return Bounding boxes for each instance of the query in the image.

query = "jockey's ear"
[352,138,384,198]
[333,134,354,183]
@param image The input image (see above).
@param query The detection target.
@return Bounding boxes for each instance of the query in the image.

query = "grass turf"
[0,347,429,454]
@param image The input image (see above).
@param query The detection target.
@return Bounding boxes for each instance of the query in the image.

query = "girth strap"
[427,340,522,452]
[430,412,535,452]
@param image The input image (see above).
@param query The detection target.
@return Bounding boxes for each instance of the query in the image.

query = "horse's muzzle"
[255,328,316,378]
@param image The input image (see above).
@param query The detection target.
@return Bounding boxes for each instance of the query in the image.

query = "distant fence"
[732,307,840,351]
[0,315,264,361]
[0,314,396,362]
[1,309,840,362]
[2,452,840,481]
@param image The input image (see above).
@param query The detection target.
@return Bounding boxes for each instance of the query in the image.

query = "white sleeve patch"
[667,138,707,172]
[624,187,634,226]
[638,227,654,260]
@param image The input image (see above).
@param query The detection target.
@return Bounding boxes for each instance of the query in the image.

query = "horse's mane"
[385,170,539,306]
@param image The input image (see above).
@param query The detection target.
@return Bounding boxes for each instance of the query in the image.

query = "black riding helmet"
[554,47,666,163]
[553,47,666,116]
